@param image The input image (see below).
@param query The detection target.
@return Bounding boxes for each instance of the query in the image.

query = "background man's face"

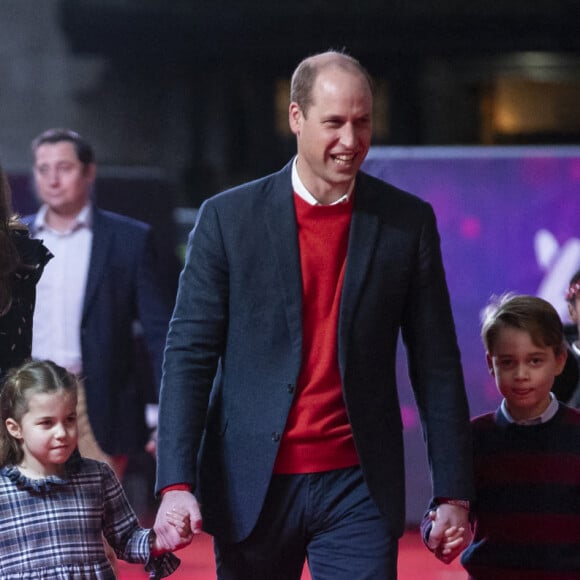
[33,141,95,216]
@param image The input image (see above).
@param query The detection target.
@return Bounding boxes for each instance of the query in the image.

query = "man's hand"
[426,503,471,564]
[153,490,202,552]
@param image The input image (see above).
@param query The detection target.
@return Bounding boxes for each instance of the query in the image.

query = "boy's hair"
[481,293,565,356]
[566,269,580,303]
[0,359,78,467]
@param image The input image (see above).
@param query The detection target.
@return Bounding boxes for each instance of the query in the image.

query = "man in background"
[26,128,173,479]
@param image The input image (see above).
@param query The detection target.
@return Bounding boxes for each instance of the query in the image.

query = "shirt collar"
[35,204,93,234]
[500,392,558,425]
[291,156,352,206]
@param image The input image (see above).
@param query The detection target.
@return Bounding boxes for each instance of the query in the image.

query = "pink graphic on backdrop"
[460,216,481,239]
[401,405,418,429]
[570,159,580,181]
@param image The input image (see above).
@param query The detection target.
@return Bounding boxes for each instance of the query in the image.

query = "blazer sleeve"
[155,200,228,492]
[401,203,474,501]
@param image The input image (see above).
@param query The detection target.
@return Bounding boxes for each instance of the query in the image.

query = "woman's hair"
[0,163,26,314]
[0,359,78,467]
[481,293,565,356]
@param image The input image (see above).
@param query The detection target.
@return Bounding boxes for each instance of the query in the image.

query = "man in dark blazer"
[154,52,474,579]
[26,128,173,477]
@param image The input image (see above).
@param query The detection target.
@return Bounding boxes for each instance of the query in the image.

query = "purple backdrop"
[363,146,580,522]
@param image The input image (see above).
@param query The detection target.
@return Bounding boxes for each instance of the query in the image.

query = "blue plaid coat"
[0,454,178,578]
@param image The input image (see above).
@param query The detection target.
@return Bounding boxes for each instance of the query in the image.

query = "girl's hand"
[153,490,201,552]
[165,506,192,538]
[151,508,194,556]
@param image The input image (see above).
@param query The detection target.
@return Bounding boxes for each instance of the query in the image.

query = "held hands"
[165,506,193,538]
[426,503,472,564]
[153,490,202,553]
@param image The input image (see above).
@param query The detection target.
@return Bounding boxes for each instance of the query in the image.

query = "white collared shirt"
[292,156,353,206]
[500,392,559,425]
[31,205,93,374]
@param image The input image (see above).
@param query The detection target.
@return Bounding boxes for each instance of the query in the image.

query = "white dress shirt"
[31,205,92,374]
[292,156,353,205]
[500,392,559,425]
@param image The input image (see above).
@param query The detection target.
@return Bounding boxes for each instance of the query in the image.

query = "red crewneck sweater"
[273,193,359,473]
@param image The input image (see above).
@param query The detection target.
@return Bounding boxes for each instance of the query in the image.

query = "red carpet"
[118,529,467,579]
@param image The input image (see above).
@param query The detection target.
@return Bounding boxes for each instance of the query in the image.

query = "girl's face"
[487,326,566,421]
[5,389,77,477]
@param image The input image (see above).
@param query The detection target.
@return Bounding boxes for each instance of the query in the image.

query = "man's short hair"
[290,50,374,118]
[31,128,95,166]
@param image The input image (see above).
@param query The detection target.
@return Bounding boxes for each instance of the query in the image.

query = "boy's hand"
[427,503,472,564]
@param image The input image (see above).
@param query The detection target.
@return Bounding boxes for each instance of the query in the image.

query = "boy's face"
[487,326,566,421]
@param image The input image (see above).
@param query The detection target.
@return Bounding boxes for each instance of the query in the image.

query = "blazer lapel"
[264,170,303,353]
[338,185,380,372]
[82,209,113,320]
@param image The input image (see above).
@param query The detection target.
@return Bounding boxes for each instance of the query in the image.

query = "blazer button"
[287,384,295,394]
[272,432,281,442]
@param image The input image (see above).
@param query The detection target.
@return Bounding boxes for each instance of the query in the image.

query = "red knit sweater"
[273,194,359,473]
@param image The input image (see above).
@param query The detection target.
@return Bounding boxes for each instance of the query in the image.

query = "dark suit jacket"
[156,161,474,542]
[26,207,174,454]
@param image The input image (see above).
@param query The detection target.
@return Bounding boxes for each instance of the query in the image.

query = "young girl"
[0,359,188,578]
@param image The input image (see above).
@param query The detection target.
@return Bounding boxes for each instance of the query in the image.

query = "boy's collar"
[500,392,558,425]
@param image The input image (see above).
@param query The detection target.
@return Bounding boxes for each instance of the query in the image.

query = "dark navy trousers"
[214,465,399,580]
